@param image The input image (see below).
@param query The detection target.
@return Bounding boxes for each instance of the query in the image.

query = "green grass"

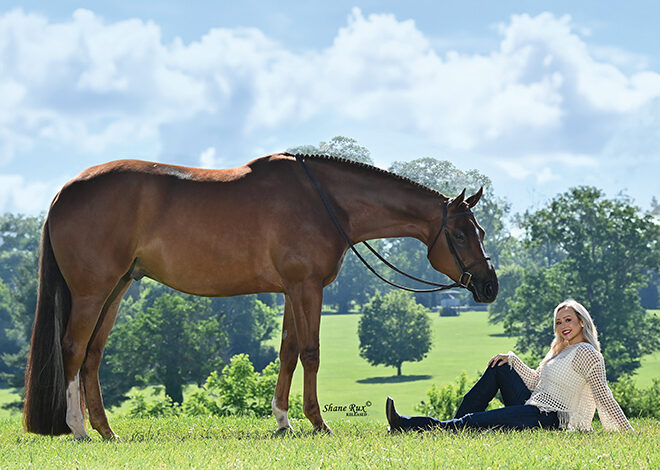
[2,309,658,420]
[105,310,518,421]
[0,415,658,469]
[634,351,660,387]
[635,309,660,387]
[1,310,659,467]
[268,310,660,420]
[0,388,20,418]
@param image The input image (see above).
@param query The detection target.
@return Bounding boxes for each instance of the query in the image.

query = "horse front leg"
[272,295,298,432]
[286,280,330,434]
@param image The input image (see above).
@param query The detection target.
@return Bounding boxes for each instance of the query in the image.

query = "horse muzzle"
[468,273,498,303]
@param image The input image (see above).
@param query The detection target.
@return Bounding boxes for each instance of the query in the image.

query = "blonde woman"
[386,300,633,432]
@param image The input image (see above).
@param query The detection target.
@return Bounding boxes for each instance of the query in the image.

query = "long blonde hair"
[539,299,600,368]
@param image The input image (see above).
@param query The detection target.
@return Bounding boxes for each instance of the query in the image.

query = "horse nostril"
[484,282,494,299]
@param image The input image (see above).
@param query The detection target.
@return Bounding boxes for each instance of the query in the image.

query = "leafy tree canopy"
[209,295,279,371]
[288,135,373,164]
[0,214,43,389]
[357,291,432,376]
[388,157,512,268]
[102,280,227,405]
[490,187,660,380]
[0,213,43,287]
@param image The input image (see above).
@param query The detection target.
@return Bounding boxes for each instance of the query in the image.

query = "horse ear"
[466,187,483,208]
[450,188,466,207]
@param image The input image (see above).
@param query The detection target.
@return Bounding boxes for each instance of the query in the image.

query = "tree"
[0,213,43,286]
[288,135,374,164]
[0,280,17,385]
[486,264,524,325]
[102,280,227,404]
[323,240,386,313]
[491,187,660,380]
[357,291,432,376]
[651,196,660,216]
[210,296,279,371]
[101,280,281,406]
[0,214,43,388]
[639,270,659,309]
[389,157,512,269]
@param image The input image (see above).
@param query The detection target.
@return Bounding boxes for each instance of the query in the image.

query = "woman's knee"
[480,363,508,379]
[493,362,515,377]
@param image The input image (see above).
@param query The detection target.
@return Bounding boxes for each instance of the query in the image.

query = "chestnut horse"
[23,153,497,440]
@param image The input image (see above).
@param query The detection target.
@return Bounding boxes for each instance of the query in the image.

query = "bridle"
[426,201,491,289]
[295,154,491,293]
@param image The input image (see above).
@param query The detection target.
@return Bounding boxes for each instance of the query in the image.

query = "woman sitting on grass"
[386,299,633,432]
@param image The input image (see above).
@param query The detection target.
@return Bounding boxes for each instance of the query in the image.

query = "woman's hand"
[488,353,510,368]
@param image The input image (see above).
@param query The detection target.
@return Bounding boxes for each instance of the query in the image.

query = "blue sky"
[1,1,659,215]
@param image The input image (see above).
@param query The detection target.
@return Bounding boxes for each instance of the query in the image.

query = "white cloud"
[602,98,660,161]
[495,152,598,183]
[199,146,218,168]
[536,167,558,184]
[0,174,59,214]
[3,8,660,163]
[1,7,660,214]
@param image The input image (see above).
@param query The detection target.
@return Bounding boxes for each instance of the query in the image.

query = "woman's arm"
[574,346,633,431]
[490,352,540,390]
[587,369,633,431]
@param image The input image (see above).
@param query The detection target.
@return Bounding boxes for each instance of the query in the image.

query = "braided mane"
[283,152,446,200]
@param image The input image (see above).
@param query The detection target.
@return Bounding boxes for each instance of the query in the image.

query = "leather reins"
[295,154,490,293]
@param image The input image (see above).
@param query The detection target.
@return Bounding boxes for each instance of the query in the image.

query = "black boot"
[386,397,402,432]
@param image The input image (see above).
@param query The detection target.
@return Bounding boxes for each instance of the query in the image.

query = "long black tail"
[23,218,72,435]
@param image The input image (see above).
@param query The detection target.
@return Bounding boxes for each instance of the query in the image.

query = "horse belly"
[135,208,283,297]
[138,246,281,297]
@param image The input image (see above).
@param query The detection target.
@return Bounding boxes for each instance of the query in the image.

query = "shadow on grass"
[356,374,432,384]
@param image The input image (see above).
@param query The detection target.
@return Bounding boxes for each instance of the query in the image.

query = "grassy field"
[0,415,658,469]
[265,310,659,420]
[1,310,658,421]
[637,309,660,387]
[273,310,520,421]
[0,310,658,468]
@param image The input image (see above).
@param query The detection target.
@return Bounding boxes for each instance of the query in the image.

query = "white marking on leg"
[65,373,89,440]
[272,396,292,431]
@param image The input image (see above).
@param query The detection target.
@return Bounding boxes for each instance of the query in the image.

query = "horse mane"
[282,152,447,200]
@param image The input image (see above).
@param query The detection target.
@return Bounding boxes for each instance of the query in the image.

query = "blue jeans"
[398,364,559,431]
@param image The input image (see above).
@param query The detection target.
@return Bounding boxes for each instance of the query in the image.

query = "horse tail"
[23,218,72,435]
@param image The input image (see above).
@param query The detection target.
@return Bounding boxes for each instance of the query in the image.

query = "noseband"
[295,154,491,293]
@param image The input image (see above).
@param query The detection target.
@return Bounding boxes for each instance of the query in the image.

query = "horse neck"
[314,161,445,244]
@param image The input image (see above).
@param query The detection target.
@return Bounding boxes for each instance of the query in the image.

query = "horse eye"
[454,230,465,242]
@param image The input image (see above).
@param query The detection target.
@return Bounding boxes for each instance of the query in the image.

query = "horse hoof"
[74,434,92,442]
[313,424,333,435]
[275,426,294,436]
[96,428,120,441]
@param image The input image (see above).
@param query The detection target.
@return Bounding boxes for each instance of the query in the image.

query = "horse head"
[427,187,498,303]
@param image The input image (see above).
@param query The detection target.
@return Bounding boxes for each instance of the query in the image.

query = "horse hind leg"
[61,293,111,440]
[273,296,298,432]
[82,275,132,440]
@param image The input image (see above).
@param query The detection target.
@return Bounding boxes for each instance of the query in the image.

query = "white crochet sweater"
[507,342,633,431]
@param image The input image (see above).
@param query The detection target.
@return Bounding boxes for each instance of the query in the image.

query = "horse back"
[47,156,346,297]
